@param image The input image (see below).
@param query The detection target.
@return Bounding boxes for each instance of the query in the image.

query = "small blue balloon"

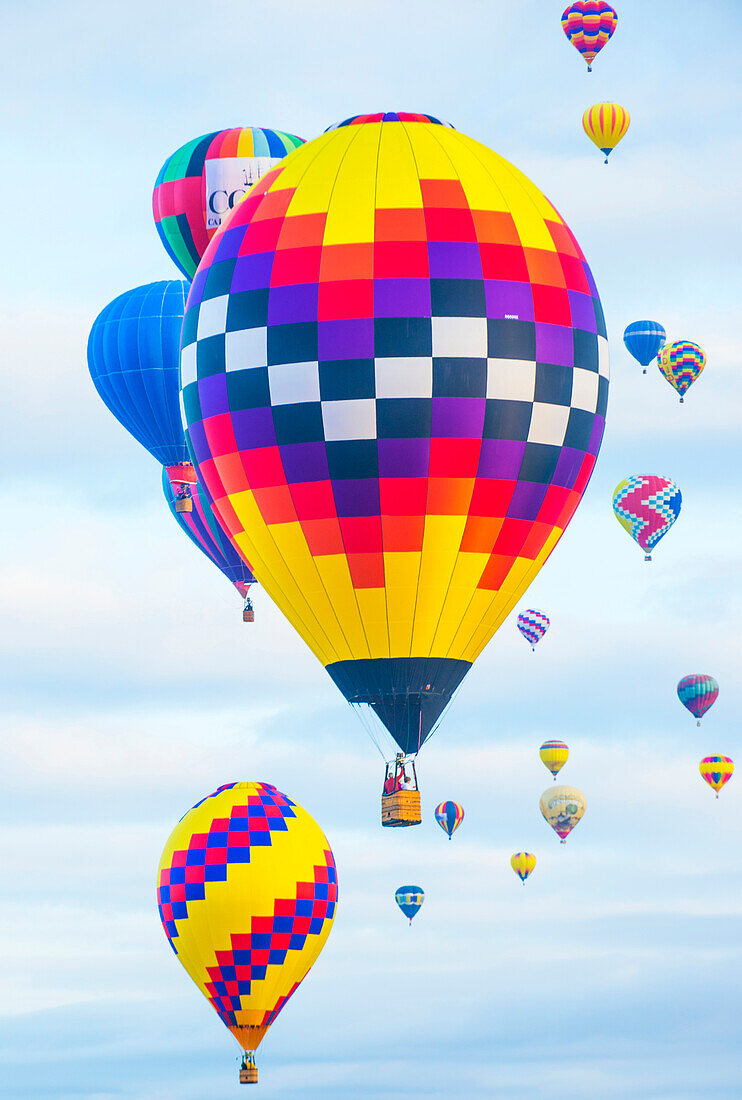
[623,320,667,371]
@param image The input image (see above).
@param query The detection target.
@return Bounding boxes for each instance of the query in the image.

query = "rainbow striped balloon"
[517,609,550,650]
[612,475,681,561]
[677,675,719,725]
[582,102,630,163]
[511,852,536,883]
[699,755,733,798]
[434,800,464,839]
[657,341,706,403]
[562,1,618,71]
[540,739,569,779]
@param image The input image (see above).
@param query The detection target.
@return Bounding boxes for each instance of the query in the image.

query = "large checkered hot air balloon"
[157,782,337,1085]
[180,111,608,771]
[153,128,305,280]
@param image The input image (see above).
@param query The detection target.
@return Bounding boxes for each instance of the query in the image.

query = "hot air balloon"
[88,280,197,491]
[540,739,569,779]
[677,675,718,726]
[657,341,705,403]
[699,755,733,799]
[180,112,609,809]
[582,103,629,163]
[517,609,550,650]
[562,1,618,71]
[511,852,536,883]
[612,476,681,561]
[162,468,257,616]
[153,127,305,280]
[540,785,585,843]
[435,800,464,838]
[395,885,424,924]
[157,781,337,1085]
[623,321,667,374]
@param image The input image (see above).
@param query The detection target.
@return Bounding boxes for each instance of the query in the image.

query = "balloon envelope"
[180,113,609,757]
[612,475,681,559]
[434,800,464,838]
[153,127,305,279]
[540,785,586,842]
[699,755,733,796]
[561,1,618,69]
[623,321,666,368]
[157,782,337,1056]
[677,674,718,722]
[657,341,705,401]
[511,852,536,882]
[517,609,550,649]
[162,468,256,598]
[395,885,424,922]
[88,280,190,467]
[539,739,569,778]
[582,103,629,161]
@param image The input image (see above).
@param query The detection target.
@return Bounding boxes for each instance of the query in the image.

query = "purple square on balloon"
[568,290,596,332]
[484,280,534,321]
[215,225,246,262]
[232,407,276,450]
[189,268,208,308]
[268,284,319,325]
[507,480,548,520]
[583,262,598,298]
[431,397,485,438]
[280,441,329,484]
[374,279,431,318]
[477,438,526,479]
[535,323,573,367]
[378,438,431,478]
[231,253,274,293]
[428,242,483,280]
[187,419,209,465]
[552,447,583,489]
[588,415,605,456]
[198,374,229,418]
[319,318,374,361]
[332,478,380,517]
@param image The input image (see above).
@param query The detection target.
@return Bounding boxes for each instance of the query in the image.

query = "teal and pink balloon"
[434,801,464,839]
[678,675,718,726]
[395,886,424,925]
[623,321,666,374]
[612,476,681,561]
[657,341,705,403]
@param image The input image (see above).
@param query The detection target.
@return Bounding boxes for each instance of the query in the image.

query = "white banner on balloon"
[204,157,282,229]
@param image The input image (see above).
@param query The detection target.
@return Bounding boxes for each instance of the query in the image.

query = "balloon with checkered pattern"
[157,783,337,1074]
[517,608,550,650]
[562,1,618,71]
[612,475,681,561]
[180,112,609,758]
[657,341,705,403]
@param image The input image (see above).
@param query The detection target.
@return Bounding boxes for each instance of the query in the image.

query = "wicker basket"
[239,1065,258,1084]
[175,497,193,513]
[381,790,422,827]
[243,607,255,622]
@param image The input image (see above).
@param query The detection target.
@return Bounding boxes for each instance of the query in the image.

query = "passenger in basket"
[398,771,414,791]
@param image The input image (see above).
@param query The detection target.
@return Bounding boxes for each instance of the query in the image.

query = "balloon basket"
[239,1066,258,1084]
[644,554,652,562]
[243,605,255,622]
[175,497,193,513]
[382,790,422,827]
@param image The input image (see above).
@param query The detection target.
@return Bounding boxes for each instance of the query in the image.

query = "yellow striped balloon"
[157,783,337,1073]
[699,755,733,798]
[511,852,536,883]
[582,102,630,163]
[539,739,569,779]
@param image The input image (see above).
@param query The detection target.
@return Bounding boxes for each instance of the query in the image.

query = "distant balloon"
[540,739,569,779]
[511,852,536,883]
[517,609,550,650]
[612,475,681,561]
[88,281,191,470]
[657,341,706,403]
[395,886,424,924]
[699,755,733,798]
[582,102,629,163]
[677,675,719,726]
[434,801,464,839]
[540,785,586,843]
[157,782,337,1083]
[153,127,305,279]
[623,321,667,373]
[562,1,618,71]
[162,468,256,603]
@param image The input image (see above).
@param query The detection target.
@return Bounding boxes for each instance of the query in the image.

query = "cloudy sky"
[3,1,742,1096]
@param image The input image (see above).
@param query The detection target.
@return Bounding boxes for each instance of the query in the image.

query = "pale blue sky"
[2,1,742,1097]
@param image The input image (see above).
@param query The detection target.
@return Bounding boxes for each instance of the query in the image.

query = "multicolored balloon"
[157,782,337,1080]
[677,674,719,726]
[699,755,733,798]
[395,886,424,924]
[539,739,569,779]
[180,113,609,759]
[511,852,536,883]
[153,127,305,279]
[582,102,630,163]
[517,609,550,650]
[434,800,464,839]
[657,341,706,403]
[612,475,681,561]
[162,468,256,604]
[540,785,586,843]
[88,281,191,471]
[623,320,667,374]
[562,1,618,71]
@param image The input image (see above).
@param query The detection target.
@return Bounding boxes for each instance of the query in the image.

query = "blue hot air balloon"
[623,320,667,374]
[395,886,424,925]
[87,281,191,468]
